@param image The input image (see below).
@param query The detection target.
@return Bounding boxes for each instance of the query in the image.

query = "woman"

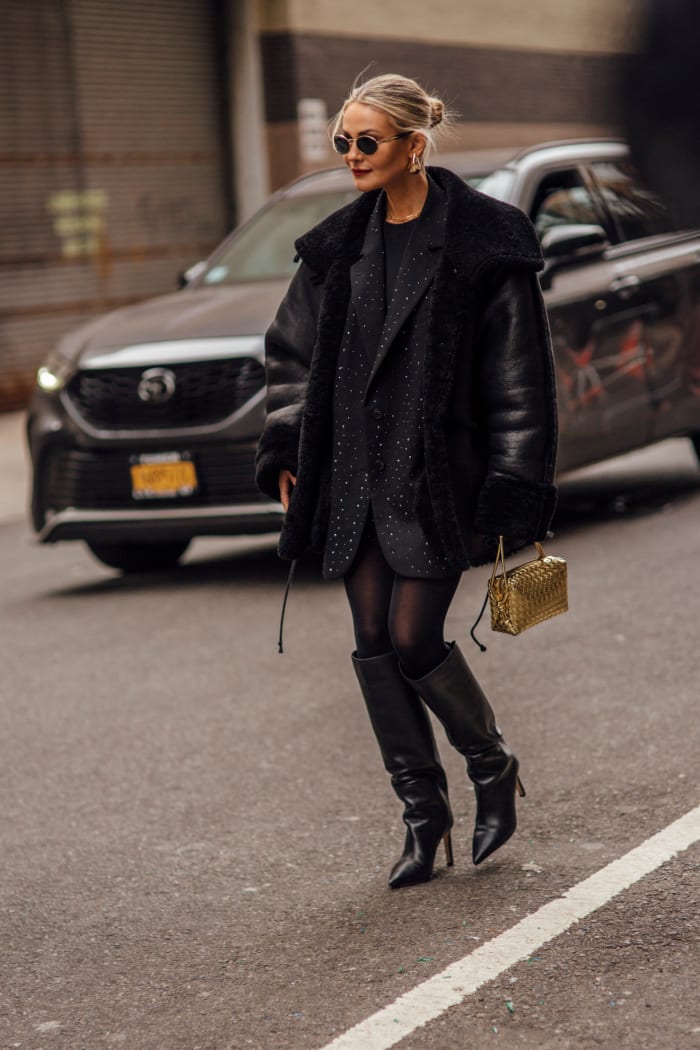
[256,74,557,889]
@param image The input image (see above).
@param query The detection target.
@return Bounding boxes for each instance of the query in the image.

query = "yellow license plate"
[130,458,198,499]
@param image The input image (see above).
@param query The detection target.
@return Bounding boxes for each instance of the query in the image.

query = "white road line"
[319,804,700,1050]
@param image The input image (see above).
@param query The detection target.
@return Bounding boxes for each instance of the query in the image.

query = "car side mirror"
[541,224,609,260]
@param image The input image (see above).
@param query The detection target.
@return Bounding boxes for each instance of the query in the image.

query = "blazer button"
[372,407,383,420]
[375,459,385,472]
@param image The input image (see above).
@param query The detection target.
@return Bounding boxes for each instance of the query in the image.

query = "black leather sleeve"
[473,269,558,540]
[255,262,323,500]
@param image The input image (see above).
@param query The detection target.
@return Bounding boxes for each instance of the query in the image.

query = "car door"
[586,158,700,446]
[528,165,655,470]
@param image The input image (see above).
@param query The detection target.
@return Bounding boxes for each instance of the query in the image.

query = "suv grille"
[44,443,264,511]
[66,358,264,429]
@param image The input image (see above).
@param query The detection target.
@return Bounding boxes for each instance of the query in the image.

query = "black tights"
[343,524,461,680]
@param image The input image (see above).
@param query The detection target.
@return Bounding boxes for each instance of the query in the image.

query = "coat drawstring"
[469,587,489,652]
[278,559,297,653]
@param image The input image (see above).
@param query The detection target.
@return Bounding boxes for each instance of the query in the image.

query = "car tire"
[691,435,700,464]
[86,539,191,573]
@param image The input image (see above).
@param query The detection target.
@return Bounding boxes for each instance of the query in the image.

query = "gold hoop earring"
[408,152,423,174]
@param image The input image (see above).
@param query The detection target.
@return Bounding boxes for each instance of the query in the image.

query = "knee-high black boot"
[352,651,454,889]
[401,643,525,866]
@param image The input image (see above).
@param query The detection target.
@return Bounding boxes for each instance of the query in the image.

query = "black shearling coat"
[255,166,558,572]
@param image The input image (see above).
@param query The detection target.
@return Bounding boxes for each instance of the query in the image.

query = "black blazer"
[321,177,456,578]
[256,166,558,572]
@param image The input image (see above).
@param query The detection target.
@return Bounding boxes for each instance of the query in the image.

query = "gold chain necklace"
[385,208,422,224]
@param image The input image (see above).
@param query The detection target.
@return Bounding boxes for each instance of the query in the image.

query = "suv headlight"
[36,350,77,393]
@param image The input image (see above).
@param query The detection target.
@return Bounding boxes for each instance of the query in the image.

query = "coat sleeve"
[255,261,323,500]
[473,268,558,541]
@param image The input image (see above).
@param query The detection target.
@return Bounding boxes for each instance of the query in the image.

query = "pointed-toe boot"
[401,643,525,866]
[352,651,454,888]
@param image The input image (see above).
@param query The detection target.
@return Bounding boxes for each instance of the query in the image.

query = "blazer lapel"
[365,180,447,393]
[349,198,385,363]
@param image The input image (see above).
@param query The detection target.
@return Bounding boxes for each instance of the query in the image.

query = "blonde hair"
[332,73,454,157]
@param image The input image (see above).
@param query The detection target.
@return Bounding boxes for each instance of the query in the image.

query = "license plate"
[130,453,198,499]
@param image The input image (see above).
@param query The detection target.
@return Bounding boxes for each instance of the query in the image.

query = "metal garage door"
[0,0,231,409]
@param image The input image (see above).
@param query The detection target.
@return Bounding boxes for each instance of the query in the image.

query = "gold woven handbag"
[471,536,568,649]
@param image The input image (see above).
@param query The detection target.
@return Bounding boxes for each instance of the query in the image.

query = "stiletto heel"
[401,644,526,866]
[443,831,454,867]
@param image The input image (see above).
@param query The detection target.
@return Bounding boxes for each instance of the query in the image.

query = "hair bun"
[429,98,444,127]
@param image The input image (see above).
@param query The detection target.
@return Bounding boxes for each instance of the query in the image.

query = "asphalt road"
[1,436,699,1050]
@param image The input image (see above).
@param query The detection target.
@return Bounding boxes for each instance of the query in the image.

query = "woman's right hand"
[278,469,297,512]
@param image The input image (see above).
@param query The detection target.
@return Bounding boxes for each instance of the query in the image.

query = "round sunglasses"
[333,131,411,156]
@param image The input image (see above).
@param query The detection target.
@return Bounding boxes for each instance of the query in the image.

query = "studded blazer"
[321,177,456,578]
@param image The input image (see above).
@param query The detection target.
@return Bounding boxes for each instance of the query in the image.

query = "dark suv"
[27,140,700,570]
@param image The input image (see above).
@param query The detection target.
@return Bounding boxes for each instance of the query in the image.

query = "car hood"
[58,281,291,364]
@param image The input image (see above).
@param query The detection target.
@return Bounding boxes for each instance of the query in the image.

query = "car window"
[200,191,357,285]
[588,160,675,242]
[529,169,604,241]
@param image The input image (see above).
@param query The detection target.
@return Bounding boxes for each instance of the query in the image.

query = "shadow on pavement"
[554,462,700,533]
[46,538,327,599]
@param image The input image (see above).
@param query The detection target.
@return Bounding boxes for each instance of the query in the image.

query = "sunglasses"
[333,131,411,156]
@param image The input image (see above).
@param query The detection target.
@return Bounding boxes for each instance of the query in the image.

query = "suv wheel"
[691,435,700,464]
[86,539,191,573]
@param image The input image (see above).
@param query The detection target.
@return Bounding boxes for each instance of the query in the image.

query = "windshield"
[197,169,515,286]
[200,191,358,285]
[468,168,516,202]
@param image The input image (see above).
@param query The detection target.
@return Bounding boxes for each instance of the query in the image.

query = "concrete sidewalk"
[0,411,29,524]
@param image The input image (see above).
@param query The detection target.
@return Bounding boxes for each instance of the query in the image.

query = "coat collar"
[295,165,544,282]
